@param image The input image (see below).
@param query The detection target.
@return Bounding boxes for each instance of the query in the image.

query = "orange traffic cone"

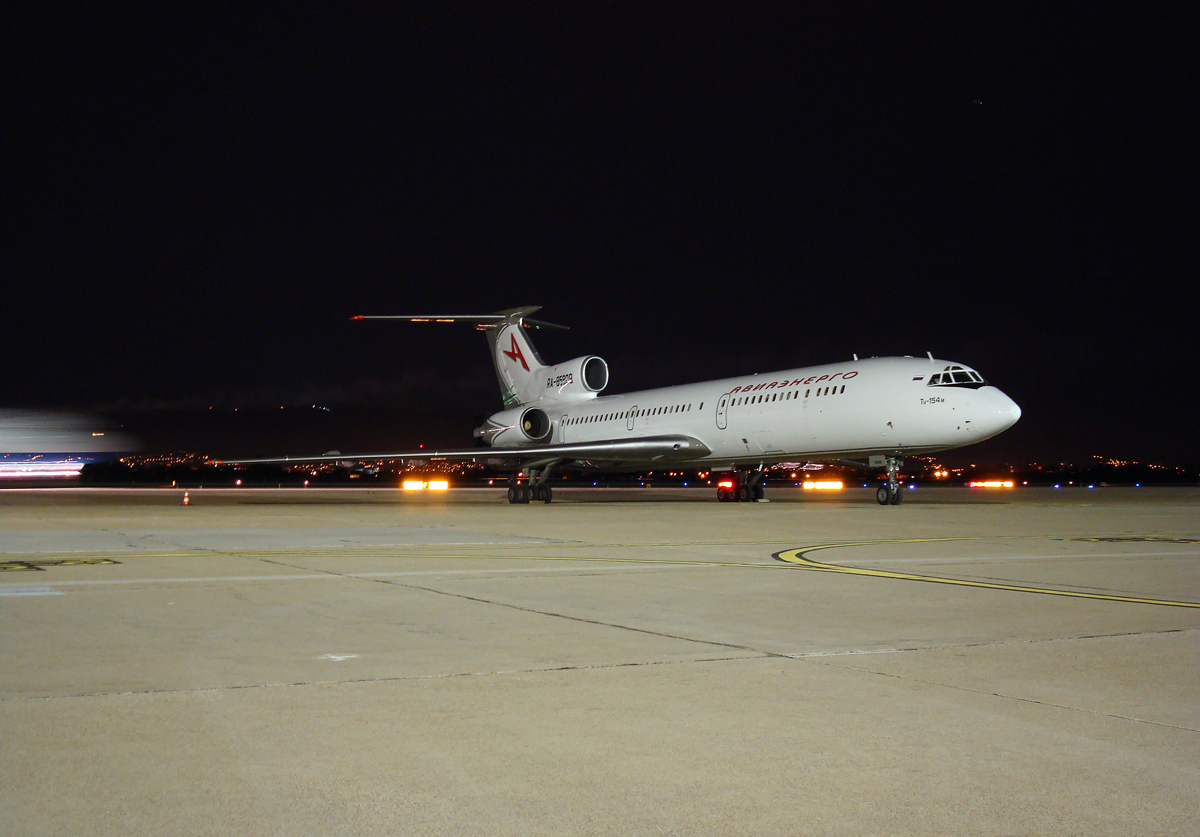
[182,490,190,506]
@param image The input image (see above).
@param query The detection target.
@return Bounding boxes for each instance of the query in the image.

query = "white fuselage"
[489,356,1021,467]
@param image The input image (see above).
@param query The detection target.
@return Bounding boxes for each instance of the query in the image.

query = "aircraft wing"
[222,435,711,467]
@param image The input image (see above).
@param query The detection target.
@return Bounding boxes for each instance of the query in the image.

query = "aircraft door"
[627,407,637,432]
[716,393,730,430]
[560,415,568,443]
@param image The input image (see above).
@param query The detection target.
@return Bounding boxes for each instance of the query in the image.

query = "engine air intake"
[520,407,552,442]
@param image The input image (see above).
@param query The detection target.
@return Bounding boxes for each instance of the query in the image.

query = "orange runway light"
[802,480,844,490]
[967,480,1014,488]
[427,479,449,491]
[402,480,427,491]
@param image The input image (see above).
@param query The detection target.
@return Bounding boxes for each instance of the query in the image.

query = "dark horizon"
[7,7,1195,466]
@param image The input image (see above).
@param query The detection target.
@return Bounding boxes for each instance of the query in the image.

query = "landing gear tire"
[507,486,518,504]
[877,456,904,507]
[537,484,553,504]
[737,485,751,503]
[752,483,765,502]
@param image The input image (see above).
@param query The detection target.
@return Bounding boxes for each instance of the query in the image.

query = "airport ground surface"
[2,485,1197,836]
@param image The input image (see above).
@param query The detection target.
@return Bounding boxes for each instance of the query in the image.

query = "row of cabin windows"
[564,384,851,425]
[563,403,695,426]
[730,385,845,407]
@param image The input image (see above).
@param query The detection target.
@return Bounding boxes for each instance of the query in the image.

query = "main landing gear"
[876,456,904,505]
[716,467,766,503]
[506,463,557,504]
[506,482,552,504]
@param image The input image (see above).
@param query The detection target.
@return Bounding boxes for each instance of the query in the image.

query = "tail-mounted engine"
[474,406,555,446]
[540,356,608,401]
[518,407,552,442]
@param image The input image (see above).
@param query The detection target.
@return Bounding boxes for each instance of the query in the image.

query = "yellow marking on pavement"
[1065,536,1200,544]
[774,538,1200,608]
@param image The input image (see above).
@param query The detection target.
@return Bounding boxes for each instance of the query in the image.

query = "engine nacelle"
[518,407,552,442]
[475,406,554,446]
[540,355,609,401]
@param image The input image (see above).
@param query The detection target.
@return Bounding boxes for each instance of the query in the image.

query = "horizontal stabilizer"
[351,306,569,407]
[351,306,568,331]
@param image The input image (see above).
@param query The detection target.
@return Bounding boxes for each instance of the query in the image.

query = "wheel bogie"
[508,481,554,504]
[714,471,766,503]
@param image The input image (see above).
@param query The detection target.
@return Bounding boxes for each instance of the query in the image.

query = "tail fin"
[352,306,568,407]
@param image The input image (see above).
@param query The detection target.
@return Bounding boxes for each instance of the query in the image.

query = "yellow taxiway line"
[774,537,1200,608]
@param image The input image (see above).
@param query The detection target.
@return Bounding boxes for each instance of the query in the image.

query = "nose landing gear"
[876,456,904,505]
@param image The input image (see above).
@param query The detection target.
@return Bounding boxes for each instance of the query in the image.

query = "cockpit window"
[927,365,987,389]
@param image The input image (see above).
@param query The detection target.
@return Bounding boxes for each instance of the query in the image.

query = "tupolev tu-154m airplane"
[230,306,1020,505]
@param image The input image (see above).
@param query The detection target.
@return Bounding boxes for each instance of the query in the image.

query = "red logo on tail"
[502,333,529,371]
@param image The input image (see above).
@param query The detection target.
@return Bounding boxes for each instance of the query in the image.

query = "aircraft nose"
[986,388,1021,433]
[1006,395,1022,427]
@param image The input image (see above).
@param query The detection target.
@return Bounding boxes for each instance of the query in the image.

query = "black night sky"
[6,6,1195,464]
